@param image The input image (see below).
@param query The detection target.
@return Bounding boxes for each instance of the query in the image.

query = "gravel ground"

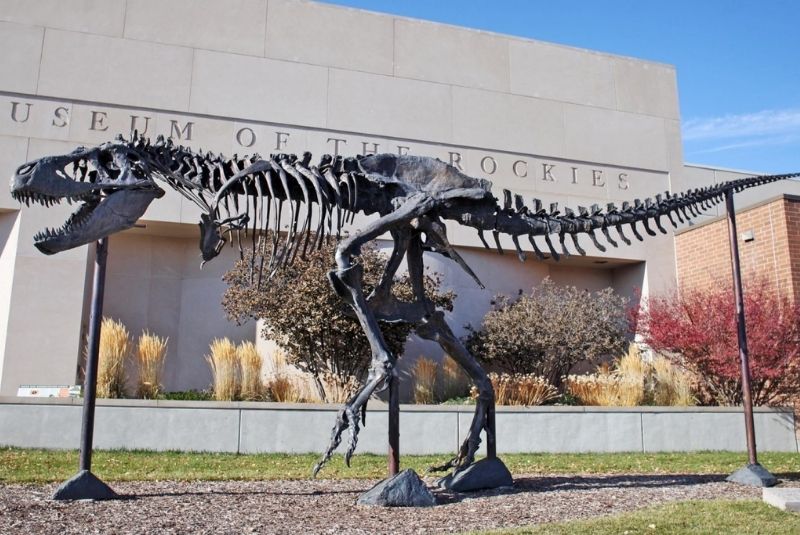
[0,474,762,534]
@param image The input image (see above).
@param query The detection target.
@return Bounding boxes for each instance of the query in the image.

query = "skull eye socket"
[15,163,34,176]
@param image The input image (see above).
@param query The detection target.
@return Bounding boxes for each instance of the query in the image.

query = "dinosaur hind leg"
[416,310,494,475]
[313,194,435,477]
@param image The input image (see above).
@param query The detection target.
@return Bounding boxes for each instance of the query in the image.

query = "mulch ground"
[0,474,765,534]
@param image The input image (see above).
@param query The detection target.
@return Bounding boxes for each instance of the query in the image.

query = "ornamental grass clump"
[135,331,168,399]
[237,341,264,401]
[441,353,470,401]
[263,349,304,402]
[413,357,438,404]
[97,317,131,398]
[206,338,240,401]
[651,355,695,406]
[472,372,558,406]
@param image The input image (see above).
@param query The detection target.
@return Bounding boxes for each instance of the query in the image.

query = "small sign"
[17,385,81,398]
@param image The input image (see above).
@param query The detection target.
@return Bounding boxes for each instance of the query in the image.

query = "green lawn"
[2,448,799,484]
[481,500,800,534]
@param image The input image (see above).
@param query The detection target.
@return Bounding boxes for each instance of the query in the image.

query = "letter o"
[480,156,497,175]
[236,127,256,148]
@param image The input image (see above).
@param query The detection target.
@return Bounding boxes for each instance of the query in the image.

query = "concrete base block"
[52,470,118,501]
[763,488,800,512]
[726,463,778,487]
[357,469,436,507]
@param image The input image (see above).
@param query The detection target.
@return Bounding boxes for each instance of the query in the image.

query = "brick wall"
[675,195,800,302]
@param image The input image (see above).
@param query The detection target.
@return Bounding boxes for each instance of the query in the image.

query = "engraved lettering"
[361,142,379,156]
[169,120,193,141]
[592,169,605,187]
[52,106,69,128]
[90,111,108,131]
[397,145,410,156]
[129,115,150,136]
[480,156,497,175]
[618,172,630,190]
[448,151,463,171]
[236,127,256,148]
[571,167,579,184]
[327,137,347,157]
[512,160,528,178]
[542,163,556,182]
[10,102,32,123]
[275,131,290,151]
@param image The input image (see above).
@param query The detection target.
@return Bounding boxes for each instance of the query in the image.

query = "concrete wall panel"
[0,22,44,94]
[327,68,452,141]
[125,0,268,57]
[452,87,564,157]
[613,59,679,119]
[394,19,509,92]
[266,0,394,75]
[190,50,328,127]
[509,40,616,109]
[38,30,193,111]
[0,0,125,37]
[95,406,240,452]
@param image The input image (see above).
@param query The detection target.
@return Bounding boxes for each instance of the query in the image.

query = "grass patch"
[2,449,800,484]
[481,500,800,534]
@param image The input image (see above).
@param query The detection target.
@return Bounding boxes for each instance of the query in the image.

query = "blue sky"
[325,0,799,174]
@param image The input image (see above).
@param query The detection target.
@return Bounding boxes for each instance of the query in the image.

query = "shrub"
[471,373,558,406]
[97,317,130,398]
[237,341,264,401]
[206,338,239,401]
[413,357,438,404]
[135,331,168,399]
[223,235,453,402]
[466,278,628,383]
[634,281,800,406]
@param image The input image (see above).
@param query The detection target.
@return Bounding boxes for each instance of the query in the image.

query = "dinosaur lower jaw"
[30,189,161,254]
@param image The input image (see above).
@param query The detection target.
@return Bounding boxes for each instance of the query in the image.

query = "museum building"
[0,0,797,397]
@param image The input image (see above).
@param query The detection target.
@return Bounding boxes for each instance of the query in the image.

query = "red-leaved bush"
[633,282,800,406]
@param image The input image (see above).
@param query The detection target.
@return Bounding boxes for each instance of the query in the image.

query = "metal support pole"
[79,237,108,471]
[486,399,497,459]
[724,190,776,487]
[387,372,400,476]
[53,238,117,500]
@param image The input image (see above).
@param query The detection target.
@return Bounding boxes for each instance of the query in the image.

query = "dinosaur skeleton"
[10,132,799,478]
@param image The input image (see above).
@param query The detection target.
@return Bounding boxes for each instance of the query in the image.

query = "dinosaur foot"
[312,362,392,478]
[437,457,513,492]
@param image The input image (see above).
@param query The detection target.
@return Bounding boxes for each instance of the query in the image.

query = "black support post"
[387,372,400,476]
[53,238,118,500]
[724,190,777,487]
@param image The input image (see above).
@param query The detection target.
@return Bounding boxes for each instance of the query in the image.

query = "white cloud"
[682,108,800,141]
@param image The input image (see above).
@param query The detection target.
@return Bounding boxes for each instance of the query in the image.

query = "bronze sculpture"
[10,132,799,484]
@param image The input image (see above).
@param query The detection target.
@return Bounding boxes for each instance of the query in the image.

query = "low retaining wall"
[0,397,796,454]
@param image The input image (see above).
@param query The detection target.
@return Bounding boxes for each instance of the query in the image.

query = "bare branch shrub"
[466,278,628,382]
[223,235,453,402]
